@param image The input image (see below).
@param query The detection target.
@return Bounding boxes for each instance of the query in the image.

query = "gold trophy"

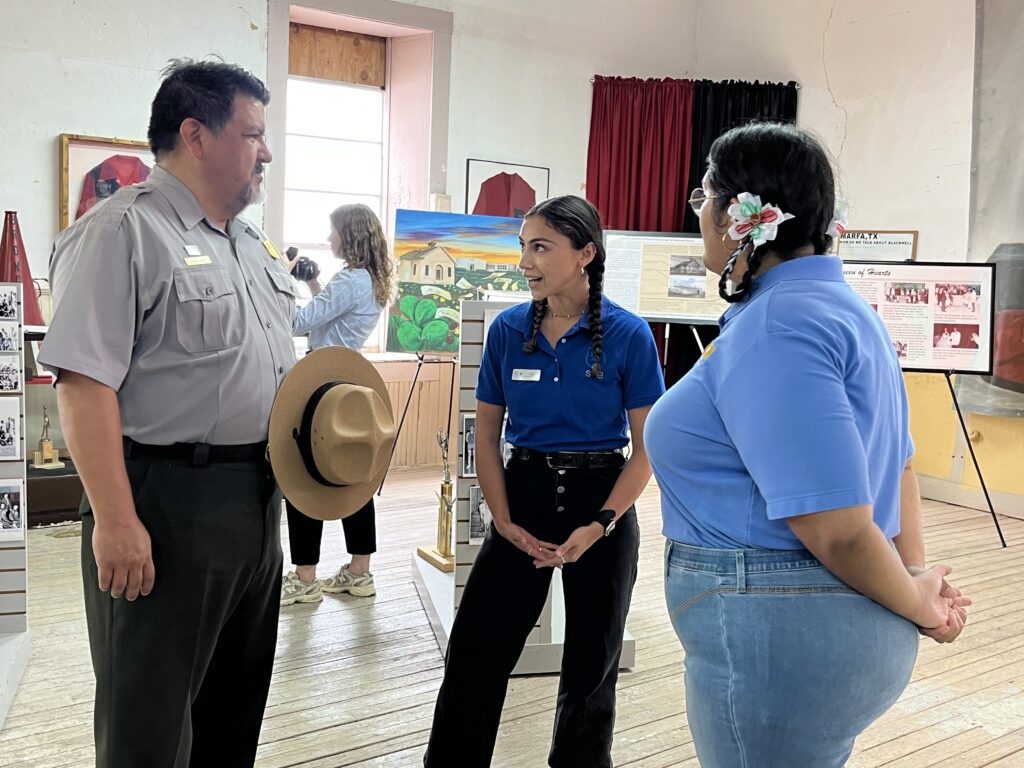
[32,404,65,470]
[417,428,455,572]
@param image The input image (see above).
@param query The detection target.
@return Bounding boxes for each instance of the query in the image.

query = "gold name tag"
[184,255,212,266]
[263,240,281,259]
[512,369,541,382]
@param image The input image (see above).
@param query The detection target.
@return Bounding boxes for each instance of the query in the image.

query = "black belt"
[509,446,624,470]
[123,437,268,467]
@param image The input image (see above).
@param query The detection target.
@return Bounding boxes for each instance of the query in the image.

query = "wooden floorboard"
[1,467,1022,767]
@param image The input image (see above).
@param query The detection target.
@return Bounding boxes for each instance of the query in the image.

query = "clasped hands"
[910,564,971,644]
[496,519,603,569]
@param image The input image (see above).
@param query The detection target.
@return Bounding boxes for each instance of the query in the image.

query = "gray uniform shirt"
[39,165,297,444]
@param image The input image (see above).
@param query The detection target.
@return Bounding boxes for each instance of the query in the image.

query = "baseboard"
[918,476,1024,521]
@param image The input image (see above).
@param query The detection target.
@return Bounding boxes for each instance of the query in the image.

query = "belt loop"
[192,442,211,468]
[735,551,746,593]
[123,436,133,460]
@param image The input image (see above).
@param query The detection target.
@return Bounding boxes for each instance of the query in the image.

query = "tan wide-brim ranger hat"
[269,347,397,521]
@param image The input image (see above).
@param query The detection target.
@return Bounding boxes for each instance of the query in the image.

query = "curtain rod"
[589,77,801,89]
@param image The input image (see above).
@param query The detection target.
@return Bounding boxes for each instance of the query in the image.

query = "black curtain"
[680,80,799,234]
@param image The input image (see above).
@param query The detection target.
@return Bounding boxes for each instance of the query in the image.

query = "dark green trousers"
[81,457,280,768]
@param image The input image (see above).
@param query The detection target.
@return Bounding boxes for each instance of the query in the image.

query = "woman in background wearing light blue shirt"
[645,123,971,767]
[280,203,395,606]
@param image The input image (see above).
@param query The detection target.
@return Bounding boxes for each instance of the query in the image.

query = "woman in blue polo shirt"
[645,123,971,767]
[424,196,665,768]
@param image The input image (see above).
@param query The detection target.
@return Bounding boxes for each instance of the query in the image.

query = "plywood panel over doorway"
[288,22,385,88]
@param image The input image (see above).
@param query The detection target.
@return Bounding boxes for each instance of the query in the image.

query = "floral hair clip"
[727,193,794,248]
[826,202,848,239]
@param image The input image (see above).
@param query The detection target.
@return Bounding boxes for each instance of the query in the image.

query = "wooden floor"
[2,467,1023,767]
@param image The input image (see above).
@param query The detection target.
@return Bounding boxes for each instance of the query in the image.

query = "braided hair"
[705,123,837,302]
[520,196,606,378]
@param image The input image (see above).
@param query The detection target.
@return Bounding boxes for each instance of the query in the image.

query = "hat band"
[293,381,348,489]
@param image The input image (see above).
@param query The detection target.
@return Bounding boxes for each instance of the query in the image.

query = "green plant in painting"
[389,290,460,353]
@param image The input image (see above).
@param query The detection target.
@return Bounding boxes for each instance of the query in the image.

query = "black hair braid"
[719,242,766,304]
[521,299,547,353]
[586,259,604,378]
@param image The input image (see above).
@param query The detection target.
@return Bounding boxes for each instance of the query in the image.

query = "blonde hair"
[329,204,396,308]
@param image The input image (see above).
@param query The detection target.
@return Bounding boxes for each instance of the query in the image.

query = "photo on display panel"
[0,479,23,540]
[0,288,18,319]
[461,413,477,478]
[0,397,20,460]
[0,354,21,393]
[468,485,492,545]
[0,322,19,352]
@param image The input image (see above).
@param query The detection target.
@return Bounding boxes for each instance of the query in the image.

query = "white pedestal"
[0,632,31,729]
[412,554,635,675]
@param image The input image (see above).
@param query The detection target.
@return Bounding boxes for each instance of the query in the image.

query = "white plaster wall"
[970,0,1024,263]
[0,0,268,278]
[436,0,700,212]
[691,0,976,263]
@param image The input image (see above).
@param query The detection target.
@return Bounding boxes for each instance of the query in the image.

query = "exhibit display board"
[842,261,996,374]
[603,230,728,324]
[0,281,29,729]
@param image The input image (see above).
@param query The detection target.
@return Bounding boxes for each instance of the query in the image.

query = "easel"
[944,371,1007,548]
[378,352,458,495]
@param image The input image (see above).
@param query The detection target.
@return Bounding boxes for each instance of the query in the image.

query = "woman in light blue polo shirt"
[645,123,971,767]
[424,196,665,768]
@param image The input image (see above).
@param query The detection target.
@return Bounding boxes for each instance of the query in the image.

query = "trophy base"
[417,545,455,573]
[31,450,65,470]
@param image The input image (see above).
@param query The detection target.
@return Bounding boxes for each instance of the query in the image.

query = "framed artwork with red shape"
[59,134,155,230]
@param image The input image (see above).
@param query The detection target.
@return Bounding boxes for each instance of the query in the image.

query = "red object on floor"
[0,211,45,326]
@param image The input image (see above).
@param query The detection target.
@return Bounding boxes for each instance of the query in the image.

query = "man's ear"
[178,118,205,160]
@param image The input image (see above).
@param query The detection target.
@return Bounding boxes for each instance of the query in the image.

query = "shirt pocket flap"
[173,266,234,302]
[265,266,298,296]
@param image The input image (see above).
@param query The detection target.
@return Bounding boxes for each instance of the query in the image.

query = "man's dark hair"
[147,59,270,159]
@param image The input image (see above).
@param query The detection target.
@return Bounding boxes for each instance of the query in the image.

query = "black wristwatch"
[595,508,617,537]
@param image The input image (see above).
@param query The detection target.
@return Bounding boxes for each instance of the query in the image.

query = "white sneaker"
[280,570,323,606]
[321,565,376,597]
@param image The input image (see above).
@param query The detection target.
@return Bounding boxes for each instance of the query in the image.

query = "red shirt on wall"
[472,172,537,218]
[76,154,152,220]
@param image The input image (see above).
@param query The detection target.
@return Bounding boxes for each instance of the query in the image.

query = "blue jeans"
[664,540,919,768]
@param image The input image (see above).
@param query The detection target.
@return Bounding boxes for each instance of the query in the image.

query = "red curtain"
[586,76,694,232]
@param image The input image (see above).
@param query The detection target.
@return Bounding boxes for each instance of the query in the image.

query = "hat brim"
[269,347,394,521]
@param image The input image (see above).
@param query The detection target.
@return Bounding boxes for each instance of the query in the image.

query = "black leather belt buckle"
[545,452,582,470]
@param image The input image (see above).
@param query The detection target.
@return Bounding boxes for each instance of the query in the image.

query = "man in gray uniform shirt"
[39,60,296,768]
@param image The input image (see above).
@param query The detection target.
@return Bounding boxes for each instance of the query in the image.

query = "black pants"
[424,453,640,768]
[285,497,376,566]
[81,457,279,768]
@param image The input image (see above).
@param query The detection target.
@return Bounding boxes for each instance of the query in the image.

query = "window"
[284,76,387,349]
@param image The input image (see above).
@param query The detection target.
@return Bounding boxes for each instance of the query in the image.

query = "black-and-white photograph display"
[935,283,981,314]
[893,340,909,361]
[0,354,21,392]
[933,323,981,350]
[667,275,706,299]
[0,287,18,319]
[461,413,477,477]
[669,254,706,276]
[0,479,23,540]
[883,282,930,305]
[0,397,20,460]
[0,322,19,352]
[469,485,492,545]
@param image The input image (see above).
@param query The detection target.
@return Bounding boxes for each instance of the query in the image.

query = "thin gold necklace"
[547,304,586,319]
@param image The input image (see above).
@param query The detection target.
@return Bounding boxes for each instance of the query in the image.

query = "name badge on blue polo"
[512,368,541,382]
